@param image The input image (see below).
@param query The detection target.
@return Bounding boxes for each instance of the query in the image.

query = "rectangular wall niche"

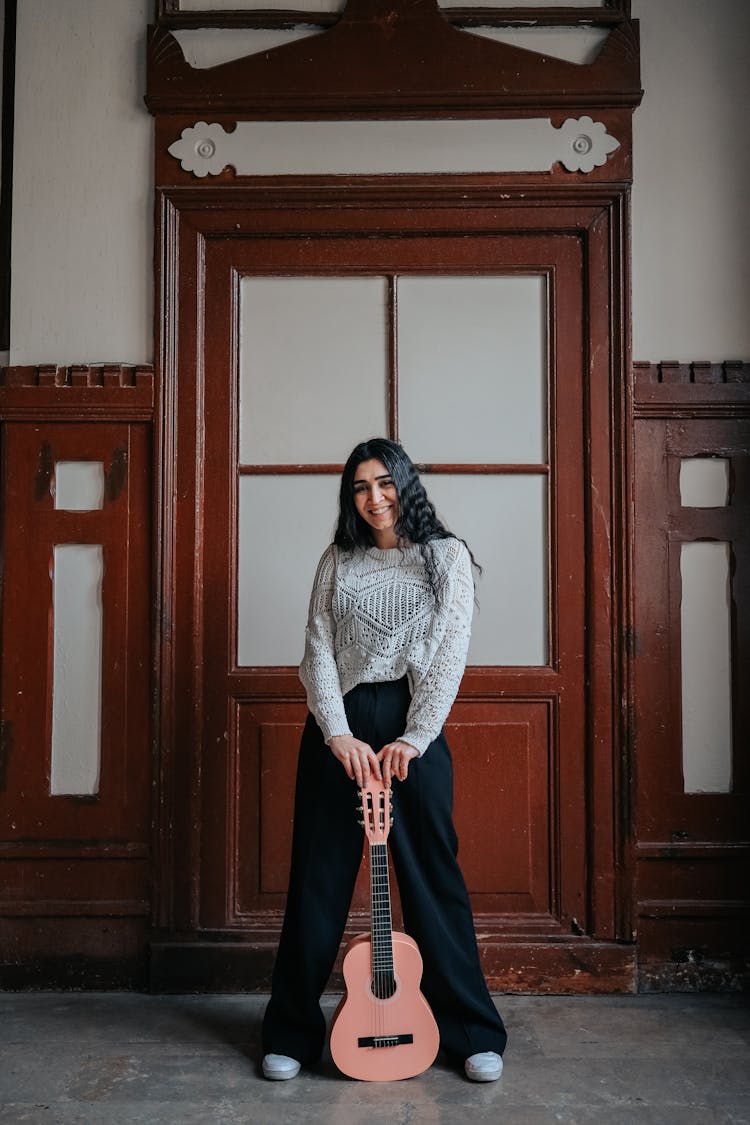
[679,458,730,509]
[50,544,104,796]
[680,541,733,794]
[54,461,105,511]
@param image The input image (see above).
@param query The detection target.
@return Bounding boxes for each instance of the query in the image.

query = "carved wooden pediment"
[146,0,641,117]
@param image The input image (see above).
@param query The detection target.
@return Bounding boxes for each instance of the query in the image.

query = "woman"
[262,438,507,1082]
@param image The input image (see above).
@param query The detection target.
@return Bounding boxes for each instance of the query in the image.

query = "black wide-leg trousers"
[262,678,507,1067]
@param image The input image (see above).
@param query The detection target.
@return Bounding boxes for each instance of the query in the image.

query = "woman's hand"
[327,734,382,787]
[377,740,420,787]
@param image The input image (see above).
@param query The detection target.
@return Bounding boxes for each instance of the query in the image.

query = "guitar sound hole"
[371,973,397,1000]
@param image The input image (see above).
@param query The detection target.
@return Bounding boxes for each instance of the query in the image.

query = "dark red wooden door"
[157,192,629,989]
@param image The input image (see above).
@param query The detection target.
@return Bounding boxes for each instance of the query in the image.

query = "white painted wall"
[9,0,152,364]
[7,1,749,363]
[5,4,745,792]
[631,0,750,360]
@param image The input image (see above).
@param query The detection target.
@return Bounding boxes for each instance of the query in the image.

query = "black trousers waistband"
[342,677,413,749]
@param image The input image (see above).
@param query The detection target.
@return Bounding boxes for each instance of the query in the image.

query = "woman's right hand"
[327,734,382,787]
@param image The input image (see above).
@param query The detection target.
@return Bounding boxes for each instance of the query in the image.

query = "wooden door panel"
[231,698,554,924]
[634,420,749,840]
[235,702,305,916]
[450,702,551,912]
[0,419,151,950]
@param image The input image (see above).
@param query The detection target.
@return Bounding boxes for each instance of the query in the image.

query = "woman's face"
[352,458,400,548]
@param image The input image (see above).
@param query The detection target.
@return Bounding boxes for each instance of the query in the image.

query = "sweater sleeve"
[298,545,352,744]
[401,540,474,755]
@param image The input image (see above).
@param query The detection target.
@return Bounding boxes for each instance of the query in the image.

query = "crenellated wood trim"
[634,360,750,386]
[0,364,155,421]
[633,360,750,418]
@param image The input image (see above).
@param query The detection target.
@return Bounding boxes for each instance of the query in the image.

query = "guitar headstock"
[358,777,393,844]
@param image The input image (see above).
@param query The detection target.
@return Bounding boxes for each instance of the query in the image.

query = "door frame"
[150,180,634,991]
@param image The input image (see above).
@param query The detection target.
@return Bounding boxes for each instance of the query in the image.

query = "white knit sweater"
[299,538,474,754]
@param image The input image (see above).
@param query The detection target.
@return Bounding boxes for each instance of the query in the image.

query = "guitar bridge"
[357,1033,414,1048]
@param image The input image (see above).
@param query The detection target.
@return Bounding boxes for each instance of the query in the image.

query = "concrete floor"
[1,993,748,1124]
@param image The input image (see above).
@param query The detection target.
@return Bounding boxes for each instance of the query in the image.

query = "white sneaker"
[465,1051,503,1082]
[262,1053,301,1080]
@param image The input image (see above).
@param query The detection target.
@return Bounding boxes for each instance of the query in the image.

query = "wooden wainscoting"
[0,366,154,987]
[632,361,750,990]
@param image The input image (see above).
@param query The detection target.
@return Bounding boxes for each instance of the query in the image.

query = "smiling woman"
[261,437,507,1083]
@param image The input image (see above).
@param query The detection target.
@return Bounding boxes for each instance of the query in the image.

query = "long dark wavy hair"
[333,438,479,596]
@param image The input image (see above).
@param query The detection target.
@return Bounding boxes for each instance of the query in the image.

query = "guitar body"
[330,934,440,1081]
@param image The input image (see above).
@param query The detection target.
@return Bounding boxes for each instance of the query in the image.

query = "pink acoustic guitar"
[329,778,440,1081]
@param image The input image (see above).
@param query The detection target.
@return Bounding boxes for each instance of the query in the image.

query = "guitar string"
[367,792,381,1043]
[367,789,395,1043]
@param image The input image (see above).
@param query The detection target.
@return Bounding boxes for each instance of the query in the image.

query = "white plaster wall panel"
[10,0,152,364]
[180,0,343,9]
[173,28,323,69]
[445,0,606,5]
[180,0,605,8]
[1,0,8,366]
[631,0,750,360]
[169,118,619,177]
[50,544,104,796]
[680,541,733,793]
[174,25,608,69]
[467,27,609,65]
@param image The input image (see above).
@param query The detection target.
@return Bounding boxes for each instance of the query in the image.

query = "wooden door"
[153,191,630,991]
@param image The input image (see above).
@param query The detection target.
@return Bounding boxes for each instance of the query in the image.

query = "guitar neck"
[369,841,394,975]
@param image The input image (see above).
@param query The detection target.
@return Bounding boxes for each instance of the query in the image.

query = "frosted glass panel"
[238,476,341,665]
[398,276,546,464]
[426,475,548,666]
[680,458,730,508]
[54,461,105,511]
[51,545,103,796]
[240,277,388,464]
[680,542,733,793]
[238,474,547,666]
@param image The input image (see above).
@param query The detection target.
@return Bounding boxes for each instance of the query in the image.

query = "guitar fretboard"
[370,842,396,997]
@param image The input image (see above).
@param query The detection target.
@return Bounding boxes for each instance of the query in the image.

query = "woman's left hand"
[377,740,420,787]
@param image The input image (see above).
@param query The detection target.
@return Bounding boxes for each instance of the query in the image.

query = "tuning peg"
[356,818,365,827]
[389,817,394,827]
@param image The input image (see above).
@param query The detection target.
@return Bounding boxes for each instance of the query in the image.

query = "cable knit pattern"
[299,538,474,754]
